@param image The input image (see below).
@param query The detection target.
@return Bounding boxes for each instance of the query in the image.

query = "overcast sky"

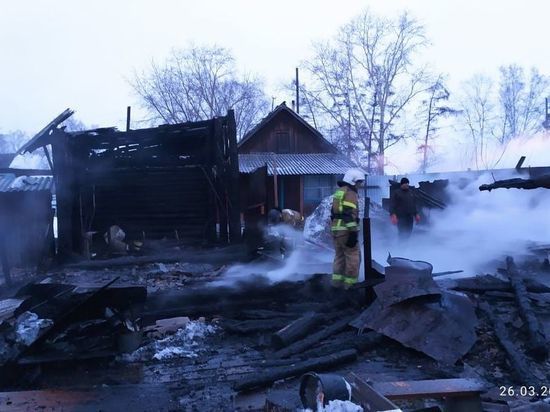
[2,0,550,168]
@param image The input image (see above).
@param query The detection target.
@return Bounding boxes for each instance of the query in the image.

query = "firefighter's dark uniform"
[390,187,417,239]
[330,184,360,288]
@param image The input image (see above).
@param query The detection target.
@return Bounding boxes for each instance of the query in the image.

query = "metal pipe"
[126,106,131,131]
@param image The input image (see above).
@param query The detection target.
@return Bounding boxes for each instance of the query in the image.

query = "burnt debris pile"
[0,248,549,410]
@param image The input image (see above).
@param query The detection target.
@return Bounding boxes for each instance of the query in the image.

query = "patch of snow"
[152,346,197,360]
[120,320,217,362]
[323,400,364,412]
[15,311,53,346]
[298,400,364,412]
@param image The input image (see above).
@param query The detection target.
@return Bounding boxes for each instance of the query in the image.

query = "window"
[304,175,337,205]
[276,131,291,153]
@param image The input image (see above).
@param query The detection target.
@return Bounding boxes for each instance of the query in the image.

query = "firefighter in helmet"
[330,168,364,288]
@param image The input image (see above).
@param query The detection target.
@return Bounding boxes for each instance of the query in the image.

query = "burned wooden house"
[238,103,359,216]
[19,109,240,259]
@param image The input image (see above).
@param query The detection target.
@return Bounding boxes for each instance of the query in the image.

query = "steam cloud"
[372,172,550,276]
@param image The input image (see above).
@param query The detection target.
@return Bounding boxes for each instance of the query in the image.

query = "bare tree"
[301,10,430,174]
[0,130,27,153]
[497,65,549,143]
[417,76,459,173]
[458,74,502,170]
[132,46,269,139]
[61,117,90,132]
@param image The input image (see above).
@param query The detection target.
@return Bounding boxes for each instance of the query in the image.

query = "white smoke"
[372,171,550,276]
[10,152,50,169]
[213,224,333,287]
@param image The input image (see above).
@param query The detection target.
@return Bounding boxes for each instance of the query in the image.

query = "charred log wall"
[53,112,240,256]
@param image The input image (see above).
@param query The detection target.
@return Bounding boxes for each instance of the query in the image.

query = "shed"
[238,103,361,216]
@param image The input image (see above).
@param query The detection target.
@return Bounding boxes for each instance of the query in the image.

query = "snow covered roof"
[0,174,54,193]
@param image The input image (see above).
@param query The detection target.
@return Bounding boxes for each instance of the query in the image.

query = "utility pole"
[347,95,351,158]
[126,106,131,131]
[295,68,300,114]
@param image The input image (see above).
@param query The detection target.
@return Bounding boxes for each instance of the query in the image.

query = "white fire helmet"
[342,168,365,186]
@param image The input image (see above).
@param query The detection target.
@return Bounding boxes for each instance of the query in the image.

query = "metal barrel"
[299,372,351,410]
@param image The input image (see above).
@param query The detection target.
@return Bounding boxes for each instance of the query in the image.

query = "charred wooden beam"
[273,315,355,359]
[479,175,550,191]
[0,232,11,286]
[296,331,383,360]
[271,312,325,349]
[478,302,542,385]
[222,318,292,334]
[234,349,358,391]
[226,109,241,244]
[51,130,75,258]
[505,256,548,360]
[438,275,550,294]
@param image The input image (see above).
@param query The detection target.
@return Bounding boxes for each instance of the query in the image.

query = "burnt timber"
[479,174,550,191]
[19,110,241,258]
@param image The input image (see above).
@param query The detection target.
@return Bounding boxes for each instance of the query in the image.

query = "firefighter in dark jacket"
[390,177,420,239]
[330,169,364,289]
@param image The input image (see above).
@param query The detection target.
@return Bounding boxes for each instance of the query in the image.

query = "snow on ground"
[120,320,217,362]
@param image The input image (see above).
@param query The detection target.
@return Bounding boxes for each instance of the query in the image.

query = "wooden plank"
[372,378,487,400]
[0,385,175,411]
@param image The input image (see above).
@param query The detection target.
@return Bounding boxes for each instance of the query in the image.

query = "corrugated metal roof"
[0,174,54,193]
[239,153,364,175]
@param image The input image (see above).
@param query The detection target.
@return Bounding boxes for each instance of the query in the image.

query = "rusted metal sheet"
[350,291,477,364]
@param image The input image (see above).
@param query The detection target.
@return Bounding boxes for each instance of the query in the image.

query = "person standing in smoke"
[330,169,364,289]
[389,177,420,240]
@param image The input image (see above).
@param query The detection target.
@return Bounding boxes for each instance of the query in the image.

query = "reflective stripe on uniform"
[331,190,346,231]
[331,188,358,232]
[332,274,357,285]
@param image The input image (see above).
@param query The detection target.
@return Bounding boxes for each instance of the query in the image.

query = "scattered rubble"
[0,244,548,410]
